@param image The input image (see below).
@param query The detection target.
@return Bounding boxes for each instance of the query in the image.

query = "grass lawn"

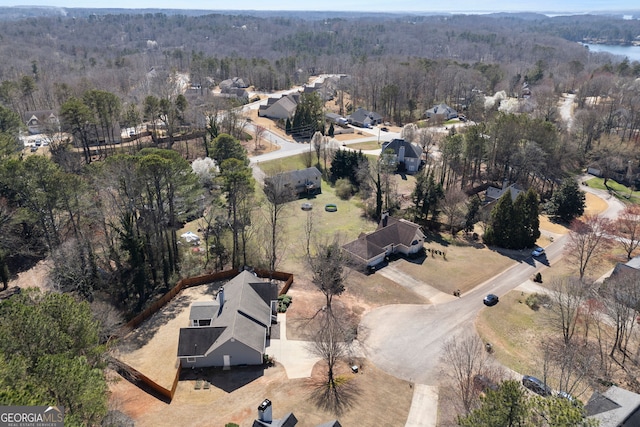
[258,152,316,175]
[348,140,381,150]
[585,177,640,204]
[395,237,516,294]
[476,290,555,378]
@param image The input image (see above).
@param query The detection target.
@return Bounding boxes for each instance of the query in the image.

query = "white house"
[381,138,423,173]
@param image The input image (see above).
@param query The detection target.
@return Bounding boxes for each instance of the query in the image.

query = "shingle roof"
[177,327,225,357]
[189,300,219,321]
[342,216,423,263]
[342,235,386,263]
[381,139,422,159]
[253,413,298,427]
[586,386,640,426]
[178,271,273,358]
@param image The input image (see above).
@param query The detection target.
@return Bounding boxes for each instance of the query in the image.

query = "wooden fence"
[111,268,293,402]
[111,358,178,402]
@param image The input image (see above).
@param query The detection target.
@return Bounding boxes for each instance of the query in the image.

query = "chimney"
[258,399,272,422]
[382,211,389,227]
[217,286,225,308]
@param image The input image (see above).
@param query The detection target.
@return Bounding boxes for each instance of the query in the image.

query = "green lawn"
[257,152,315,175]
[584,177,640,204]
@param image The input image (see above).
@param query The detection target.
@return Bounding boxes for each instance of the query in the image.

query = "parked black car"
[483,294,499,306]
[522,375,552,396]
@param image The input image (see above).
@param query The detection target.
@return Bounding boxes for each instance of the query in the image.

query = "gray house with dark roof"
[342,213,425,267]
[425,103,458,120]
[585,386,640,426]
[264,167,322,197]
[381,138,423,173]
[259,94,299,120]
[348,107,382,128]
[252,398,340,427]
[177,271,278,369]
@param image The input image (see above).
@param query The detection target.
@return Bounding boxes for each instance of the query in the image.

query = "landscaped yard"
[585,177,640,205]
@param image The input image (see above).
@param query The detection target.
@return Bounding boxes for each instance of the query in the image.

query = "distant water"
[583,43,640,62]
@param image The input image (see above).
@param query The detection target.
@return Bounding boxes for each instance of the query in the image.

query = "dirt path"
[8,259,53,292]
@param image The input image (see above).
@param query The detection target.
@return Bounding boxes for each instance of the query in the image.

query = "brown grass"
[396,240,516,294]
[109,358,413,426]
[476,291,554,376]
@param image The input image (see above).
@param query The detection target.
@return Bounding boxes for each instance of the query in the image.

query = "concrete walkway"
[267,313,366,379]
[405,385,439,427]
[266,313,321,379]
[377,263,457,304]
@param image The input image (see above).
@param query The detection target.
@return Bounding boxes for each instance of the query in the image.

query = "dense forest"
[0,9,640,423]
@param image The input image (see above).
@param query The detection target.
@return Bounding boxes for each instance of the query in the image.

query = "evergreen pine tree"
[484,191,514,247]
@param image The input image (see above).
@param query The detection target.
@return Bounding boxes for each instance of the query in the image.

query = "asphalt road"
[359,184,624,385]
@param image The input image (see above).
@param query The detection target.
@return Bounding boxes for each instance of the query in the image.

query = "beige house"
[342,214,425,268]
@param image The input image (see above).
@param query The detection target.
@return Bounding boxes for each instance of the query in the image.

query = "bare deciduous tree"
[263,172,296,272]
[614,205,640,260]
[566,215,612,280]
[307,311,357,415]
[441,186,468,235]
[600,272,640,364]
[441,334,498,414]
[548,277,592,346]
[254,124,266,152]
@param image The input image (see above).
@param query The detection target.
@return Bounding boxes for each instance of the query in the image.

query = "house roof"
[425,103,457,118]
[23,110,57,123]
[342,235,386,263]
[177,327,225,357]
[586,386,640,426]
[260,94,298,118]
[267,167,322,189]
[381,139,422,159]
[349,107,381,125]
[485,184,523,202]
[316,421,342,427]
[177,271,273,358]
[373,217,424,247]
[253,413,298,427]
[624,255,640,270]
[342,216,424,263]
[189,300,220,321]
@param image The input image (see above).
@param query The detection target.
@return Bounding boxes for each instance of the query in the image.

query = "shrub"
[334,178,354,199]
[525,292,551,310]
[277,294,293,312]
[533,272,542,283]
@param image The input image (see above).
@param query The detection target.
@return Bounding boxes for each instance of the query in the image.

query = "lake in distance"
[583,43,640,62]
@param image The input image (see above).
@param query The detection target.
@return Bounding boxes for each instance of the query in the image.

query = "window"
[186,357,196,363]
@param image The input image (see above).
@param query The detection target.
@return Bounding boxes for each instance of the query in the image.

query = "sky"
[1,0,638,13]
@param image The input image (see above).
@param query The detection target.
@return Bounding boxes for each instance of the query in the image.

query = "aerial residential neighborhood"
[1,4,640,427]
